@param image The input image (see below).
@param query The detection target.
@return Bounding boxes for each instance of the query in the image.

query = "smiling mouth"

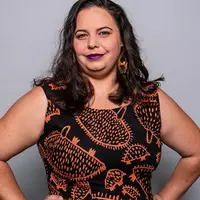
[86,54,104,60]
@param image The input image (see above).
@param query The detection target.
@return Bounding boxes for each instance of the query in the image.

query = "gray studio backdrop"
[0,0,199,199]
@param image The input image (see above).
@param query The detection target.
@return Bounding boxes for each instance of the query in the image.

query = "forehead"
[75,7,118,30]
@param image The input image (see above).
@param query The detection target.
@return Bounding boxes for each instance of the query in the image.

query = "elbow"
[196,156,200,176]
[187,154,200,176]
[180,153,200,176]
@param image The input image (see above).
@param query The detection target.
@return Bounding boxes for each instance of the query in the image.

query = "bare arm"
[0,87,47,200]
[156,89,200,200]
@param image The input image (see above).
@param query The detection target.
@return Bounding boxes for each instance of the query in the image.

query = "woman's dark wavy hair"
[33,0,164,112]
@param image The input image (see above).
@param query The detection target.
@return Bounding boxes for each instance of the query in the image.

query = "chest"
[39,104,162,176]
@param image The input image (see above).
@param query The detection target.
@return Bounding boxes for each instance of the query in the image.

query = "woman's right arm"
[0,86,47,200]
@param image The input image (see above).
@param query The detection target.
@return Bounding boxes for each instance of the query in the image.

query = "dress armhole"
[37,83,52,137]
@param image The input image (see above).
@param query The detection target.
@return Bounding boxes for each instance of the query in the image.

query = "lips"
[86,54,104,60]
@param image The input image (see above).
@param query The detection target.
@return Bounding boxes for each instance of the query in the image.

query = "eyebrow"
[75,26,113,34]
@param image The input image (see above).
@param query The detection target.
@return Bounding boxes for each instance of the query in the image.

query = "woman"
[0,0,199,200]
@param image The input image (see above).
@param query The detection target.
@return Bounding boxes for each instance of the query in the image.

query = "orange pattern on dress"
[92,192,123,200]
[71,182,91,200]
[38,83,162,199]
[134,94,161,147]
[129,165,155,200]
[121,144,150,165]
[122,185,140,199]
[75,107,133,150]
[48,83,66,91]
[43,125,106,181]
[50,172,68,192]
[156,152,161,163]
[48,182,61,196]
[45,100,60,123]
[105,169,126,191]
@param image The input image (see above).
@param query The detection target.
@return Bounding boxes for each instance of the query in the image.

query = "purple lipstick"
[87,54,104,60]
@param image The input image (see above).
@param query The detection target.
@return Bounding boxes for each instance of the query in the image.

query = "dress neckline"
[84,103,132,112]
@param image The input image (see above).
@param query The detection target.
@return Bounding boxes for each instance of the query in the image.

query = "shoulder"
[0,86,48,131]
[157,88,199,141]
[156,88,183,129]
[38,81,66,99]
[156,89,200,158]
[156,87,184,126]
[138,87,177,109]
[136,85,160,104]
[1,86,48,123]
[9,86,48,111]
[0,86,49,161]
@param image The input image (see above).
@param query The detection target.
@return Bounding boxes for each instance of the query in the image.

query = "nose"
[87,35,99,49]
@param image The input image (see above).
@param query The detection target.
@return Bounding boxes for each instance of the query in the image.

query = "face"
[73,7,123,79]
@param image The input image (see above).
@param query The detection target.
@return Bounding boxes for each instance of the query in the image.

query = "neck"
[82,67,118,96]
[87,75,118,96]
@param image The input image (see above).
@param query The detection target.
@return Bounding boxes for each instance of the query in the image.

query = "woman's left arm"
[156,88,200,200]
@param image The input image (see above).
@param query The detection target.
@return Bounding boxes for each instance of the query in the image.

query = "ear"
[120,44,124,53]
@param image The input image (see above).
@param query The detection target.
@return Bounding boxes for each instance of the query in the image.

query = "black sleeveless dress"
[37,83,162,200]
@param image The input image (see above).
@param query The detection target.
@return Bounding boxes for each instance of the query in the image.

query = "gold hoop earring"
[117,54,128,74]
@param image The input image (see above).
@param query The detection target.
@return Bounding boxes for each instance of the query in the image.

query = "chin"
[86,65,106,72]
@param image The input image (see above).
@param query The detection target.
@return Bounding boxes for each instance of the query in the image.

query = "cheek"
[73,40,86,56]
[107,43,121,57]
[103,37,121,54]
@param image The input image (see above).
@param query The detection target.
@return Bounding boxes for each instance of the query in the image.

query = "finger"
[153,194,163,200]
[45,195,63,200]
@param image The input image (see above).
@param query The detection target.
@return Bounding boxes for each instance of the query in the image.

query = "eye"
[76,34,88,40]
[99,31,110,37]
